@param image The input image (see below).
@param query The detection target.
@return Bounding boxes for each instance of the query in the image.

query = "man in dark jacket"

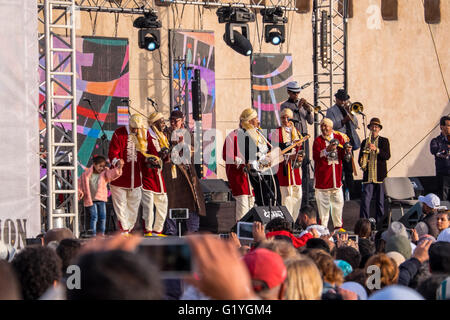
[358,118,391,222]
[430,116,450,201]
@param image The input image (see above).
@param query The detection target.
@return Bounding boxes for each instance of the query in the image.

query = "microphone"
[289,118,300,123]
[83,98,91,103]
[147,97,156,105]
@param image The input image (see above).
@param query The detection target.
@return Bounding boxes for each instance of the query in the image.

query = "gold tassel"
[171,164,177,179]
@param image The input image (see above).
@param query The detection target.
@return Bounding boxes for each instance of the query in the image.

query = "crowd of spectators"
[0,203,449,301]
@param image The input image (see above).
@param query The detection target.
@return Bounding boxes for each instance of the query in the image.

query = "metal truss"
[39,0,79,236]
[312,0,348,137]
[37,0,300,13]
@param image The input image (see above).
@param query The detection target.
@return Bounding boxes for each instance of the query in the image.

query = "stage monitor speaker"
[381,0,398,21]
[239,206,293,226]
[424,0,440,24]
[398,202,423,229]
[200,179,231,202]
[200,202,236,234]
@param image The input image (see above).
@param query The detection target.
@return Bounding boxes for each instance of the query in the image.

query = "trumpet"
[301,100,325,117]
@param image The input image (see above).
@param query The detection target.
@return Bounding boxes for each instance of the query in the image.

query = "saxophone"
[359,132,372,171]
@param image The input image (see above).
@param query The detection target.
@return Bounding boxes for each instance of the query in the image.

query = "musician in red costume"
[272,108,304,222]
[222,108,257,221]
[313,118,352,230]
[141,111,169,236]
[108,114,146,234]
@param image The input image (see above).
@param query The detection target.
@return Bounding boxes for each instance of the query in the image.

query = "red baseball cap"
[243,248,287,291]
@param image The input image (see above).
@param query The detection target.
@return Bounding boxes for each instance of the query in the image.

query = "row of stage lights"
[133,6,288,56]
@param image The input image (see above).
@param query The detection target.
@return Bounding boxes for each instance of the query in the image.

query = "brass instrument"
[302,100,326,117]
[359,132,372,171]
[344,101,365,129]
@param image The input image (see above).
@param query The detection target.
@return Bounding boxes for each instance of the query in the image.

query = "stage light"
[261,7,287,46]
[216,7,255,56]
[223,23,253,56]
[138,29,160,51]
[133,11,162,52]
[264,24,285,45]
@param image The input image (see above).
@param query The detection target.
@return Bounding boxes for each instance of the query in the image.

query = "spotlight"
[217,7,255,56]
[264,24,285,45]
[223,25,253,56]
[133,11,162,52]
[138,29,160,51]
[261,6,287,46]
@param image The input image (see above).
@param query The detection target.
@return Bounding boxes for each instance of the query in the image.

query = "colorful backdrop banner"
[251,53,293,129]
[39,36,130,176]
[169,30,217,178]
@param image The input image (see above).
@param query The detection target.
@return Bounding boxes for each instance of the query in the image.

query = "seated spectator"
[336,246,361,271]
[364,253,399,293]
[298,205,330,237]
[67,250,163,300]
[436,210,449,235]
[0,260,21,300]
[306,249,344,295]
[368,285,424,300]
[242,248,287,300]
[284,257,323,300]
[418,193,441,238]
[56,238,83,276]
[12,246,62,300]
[43,228,74,246]
[257,239,300,261]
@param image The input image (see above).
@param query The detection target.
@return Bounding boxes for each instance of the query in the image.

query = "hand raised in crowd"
[336,233,358,250]
[252,221,266,242]
[228,232,242,249]
[412,239,432,263]
[186,234,257,300]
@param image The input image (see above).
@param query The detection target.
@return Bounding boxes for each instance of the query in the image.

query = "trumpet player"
[326,89,361,200]
[281,81,314,205]
[358,118,391,222]
[140,111,170,236]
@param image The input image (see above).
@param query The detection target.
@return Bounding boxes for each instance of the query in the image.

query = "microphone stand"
[84,99,109,156]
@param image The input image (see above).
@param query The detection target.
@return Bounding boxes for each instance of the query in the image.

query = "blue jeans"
[87,201,107,235]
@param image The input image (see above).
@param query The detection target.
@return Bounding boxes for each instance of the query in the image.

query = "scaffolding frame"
[312,0,348,137]
[39,0,79,236]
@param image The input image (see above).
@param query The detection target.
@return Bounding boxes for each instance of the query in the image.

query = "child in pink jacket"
[78,155,123,236]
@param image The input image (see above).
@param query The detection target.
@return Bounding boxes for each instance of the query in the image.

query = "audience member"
[257,239,300,261]
[385,234,412,260]
[340,281,368,300]
[336,246,361,270]
[43,228,74,246]
[428,241,450,274]
[0,260,21,300]
[12,246,62,300]
[437,211,449,235]
[437,228,450,243]
[298,205,330,237]
[364,253,399,292]
[417,274,449,300]
[242,248,287,300]
[436,276,450,300]
[67,249,162,300]
[306,249,344,294]
[418,193,441,238]
[368,285,424,300]
[284,257,323,300]
[56,238,83,275]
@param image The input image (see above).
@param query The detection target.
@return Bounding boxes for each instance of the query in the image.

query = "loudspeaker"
[200,179,231,203]
[200,202,236,233]
[240,206,293,225]
[398,202,423,229]
[191,69,202,121]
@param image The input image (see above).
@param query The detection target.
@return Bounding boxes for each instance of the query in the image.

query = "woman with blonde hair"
[284,257,323,300]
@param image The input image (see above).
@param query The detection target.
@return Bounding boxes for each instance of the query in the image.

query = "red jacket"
[141,131,167,193]
[273,127,302,187]
[108,127,143,189]
[222,129,254,197]
[313,132,346,190]
[265,230,313,248]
